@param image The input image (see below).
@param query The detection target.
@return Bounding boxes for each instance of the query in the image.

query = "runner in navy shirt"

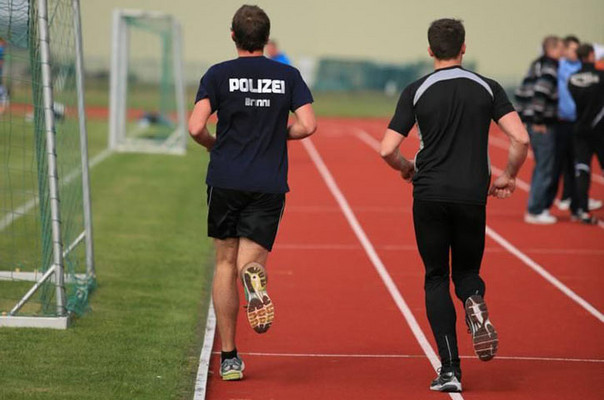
[188,5,316,382]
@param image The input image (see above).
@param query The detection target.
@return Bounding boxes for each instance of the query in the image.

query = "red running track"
[204,117,604,400]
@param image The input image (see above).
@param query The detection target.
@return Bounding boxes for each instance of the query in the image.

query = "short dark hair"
[231,5,270,52]
[576,43,594,62]
[563,35,580,46]
[542,35,560,53]
[428,19,465,60]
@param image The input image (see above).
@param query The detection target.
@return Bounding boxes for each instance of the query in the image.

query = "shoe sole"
[524,216,557,225]
[430,381,462,392]
[220,361,245,381]
[242,263,274,334]
[465,295,498,361]
[221,371,243,381]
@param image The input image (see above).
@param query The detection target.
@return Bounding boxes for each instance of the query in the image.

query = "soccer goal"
[109,10,186,155]
[0,0,96,329]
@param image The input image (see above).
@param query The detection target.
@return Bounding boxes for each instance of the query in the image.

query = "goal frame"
[0,0,95,330]
[108,9,187,155]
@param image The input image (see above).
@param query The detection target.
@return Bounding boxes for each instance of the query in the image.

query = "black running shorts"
[207,186,286,251]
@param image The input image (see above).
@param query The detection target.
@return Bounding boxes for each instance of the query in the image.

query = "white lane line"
[485,227,604,323]
[219,351,604,364]
[0,148,112,231]
[274,243,604,255]
[193,300,217,400]
[353,129,604,324]
[302,138,464,400]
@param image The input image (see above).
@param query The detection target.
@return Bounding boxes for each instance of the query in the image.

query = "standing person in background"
[555,36,602,214]
[568,44,604,225]
[265,39,292,65]
[553,36,581,212]
[381,18,529,392]
[188,4,316,381]
[516,36,563,224]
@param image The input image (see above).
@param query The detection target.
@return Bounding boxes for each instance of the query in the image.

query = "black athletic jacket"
[515,56,559,125]
[568,63,604,136]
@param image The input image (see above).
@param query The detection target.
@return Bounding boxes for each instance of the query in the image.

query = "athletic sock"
[221,348,238,362]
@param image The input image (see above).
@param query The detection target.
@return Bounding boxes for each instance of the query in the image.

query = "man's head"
[231,5,270,53]
[576,43,595,63]
[563,35,580,61]
[542,36,563,60]
[427,18,466,61]
[265,39,278,58]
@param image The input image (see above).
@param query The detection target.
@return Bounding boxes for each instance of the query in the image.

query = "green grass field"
[0,84,396,399]
[0,117,214,399]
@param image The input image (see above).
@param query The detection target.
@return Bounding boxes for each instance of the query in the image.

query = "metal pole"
[172,20,186,152]
[37,0,66,316]
[71,0,95,280]
[108,9,120,150]
[10,265,57,315]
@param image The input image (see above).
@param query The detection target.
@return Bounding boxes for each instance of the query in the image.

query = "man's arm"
[287,103,317,140]
[188,98,216,150]
[489,111,530,198]
[380,129,415,181]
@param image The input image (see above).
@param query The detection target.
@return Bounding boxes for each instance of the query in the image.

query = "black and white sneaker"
[430,368,462,392]
[465,294,498,361]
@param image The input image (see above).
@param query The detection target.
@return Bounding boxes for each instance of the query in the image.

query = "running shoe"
[430,368,462,392]
[465,294,498,361]
[242,262,274,334]
[220,356,245,381]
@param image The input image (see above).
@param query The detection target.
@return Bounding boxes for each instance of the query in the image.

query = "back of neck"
[434,58,462,70]
[237,49,264,58]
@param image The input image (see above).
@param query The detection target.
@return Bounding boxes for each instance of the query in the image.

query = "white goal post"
[109,9,187,155]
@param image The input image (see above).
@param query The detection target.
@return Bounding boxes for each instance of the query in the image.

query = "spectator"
[265,39,291,65]
[516,36,563,224]
[552,36,581,213]
[568,44,604,224]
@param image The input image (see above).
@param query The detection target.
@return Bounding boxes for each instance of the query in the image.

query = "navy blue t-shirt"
[195,56,313,193]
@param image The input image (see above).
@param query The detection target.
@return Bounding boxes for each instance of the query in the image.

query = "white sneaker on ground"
[588,198,603,211]
[556,198,571,211]
[524,210,557,225]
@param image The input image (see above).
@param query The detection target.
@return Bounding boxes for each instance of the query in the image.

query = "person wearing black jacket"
[568,44,604,224]
[515,36,564,224]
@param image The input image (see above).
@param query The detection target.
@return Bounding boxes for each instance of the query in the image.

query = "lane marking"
[353,129,604,323]
[193,300,217,400]
[220,351,604,364]
[0,148,112,232]
[302,138,464,400]
[274,243,604,255]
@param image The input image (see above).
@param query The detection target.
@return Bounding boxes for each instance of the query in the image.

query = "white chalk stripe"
[353,129,604,323]
[193,300,217,400]
[302,138,464,400]
[0,148,112,232]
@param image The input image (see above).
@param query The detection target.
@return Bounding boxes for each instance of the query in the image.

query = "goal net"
[0,0,95,329]
[109,10,186,155]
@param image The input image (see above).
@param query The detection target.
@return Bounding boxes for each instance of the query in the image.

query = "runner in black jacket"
[568,44,604,224]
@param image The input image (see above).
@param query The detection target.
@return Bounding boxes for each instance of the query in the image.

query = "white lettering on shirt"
[229,78,286,94]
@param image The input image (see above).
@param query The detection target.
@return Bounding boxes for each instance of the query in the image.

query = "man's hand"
[400,159,415,182]
[532,123,547,133]
[489,173,516,199]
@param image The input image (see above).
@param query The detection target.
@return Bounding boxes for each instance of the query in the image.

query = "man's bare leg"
[212,238,240,352]
[237,238,274,333]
